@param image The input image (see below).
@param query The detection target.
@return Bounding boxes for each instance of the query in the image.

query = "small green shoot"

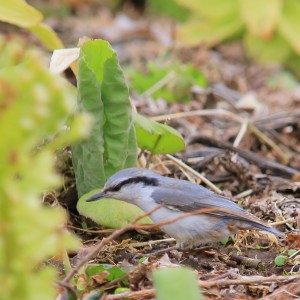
[114,287,130,294]
[220,234,235,245]
[138,257,149,263]
[274,255,287,267]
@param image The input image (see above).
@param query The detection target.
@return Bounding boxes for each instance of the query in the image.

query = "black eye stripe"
[106,176,159,193]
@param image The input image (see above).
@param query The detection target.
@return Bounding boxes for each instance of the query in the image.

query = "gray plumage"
[87,167,283,248]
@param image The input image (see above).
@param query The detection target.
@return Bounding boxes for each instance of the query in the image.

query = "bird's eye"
[106,184,121,192]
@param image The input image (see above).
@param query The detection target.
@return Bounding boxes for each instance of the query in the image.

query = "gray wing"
[151,187,277,232]
[152,187,244,214]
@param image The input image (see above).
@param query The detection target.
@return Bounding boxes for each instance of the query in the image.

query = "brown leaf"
[91,271,110,285]
[286,233,300,248]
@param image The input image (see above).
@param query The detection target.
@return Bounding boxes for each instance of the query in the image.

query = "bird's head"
[86,168,160,204]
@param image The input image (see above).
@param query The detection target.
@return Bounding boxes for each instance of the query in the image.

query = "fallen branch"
[62,205,162,283]
[191,135,299,179]
[104,274,300,299]
[199,274,300,288]
[229,254,263,269]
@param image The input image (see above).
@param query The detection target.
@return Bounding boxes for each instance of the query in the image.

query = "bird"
[87,167,283,249]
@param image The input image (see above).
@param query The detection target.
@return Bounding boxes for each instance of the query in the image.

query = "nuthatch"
[87,168,283,249]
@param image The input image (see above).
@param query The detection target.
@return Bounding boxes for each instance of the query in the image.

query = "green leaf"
[86,264,128,284]
[153,267,203,300]
[288,249,298,257]
[178,14,244,46]
[244,32,291,63]
[115,287,130,294]
[72,39,137,197]
[0,0,64,51]
[266,70,298,89]
[278,0,300,55]
[239,0,282,37]
[220,237,230,245]
[274,255,287,267]
[106,266,127,282]
[149,0,189,22]
[28,23,64,50]
[0,0,42,27]
[77,189,152,228]
[133,113,185,154]
[175,0,239,20]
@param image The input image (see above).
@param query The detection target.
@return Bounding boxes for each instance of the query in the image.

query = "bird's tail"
[250,222,285,238]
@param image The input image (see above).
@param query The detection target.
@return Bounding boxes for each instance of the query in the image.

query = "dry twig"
[62,206,227,283]
[104,275,300,299]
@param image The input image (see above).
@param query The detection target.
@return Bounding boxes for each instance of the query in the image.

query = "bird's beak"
[86,191,106,202]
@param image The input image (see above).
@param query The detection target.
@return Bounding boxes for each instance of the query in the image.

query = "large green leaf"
[133,113,185,154]
[244,32,291,63]
[77,190,151,228]
[153,267,203,300]
[72,39,137,197]
[239,0,282,37]
[278,0,300,55]
[0,0,63,51]
[0,0,42,27]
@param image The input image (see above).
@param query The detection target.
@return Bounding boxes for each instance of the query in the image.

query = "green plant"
[0,39,90,299]
[71,39,185,228]
[274,255,287,267]
[274,249,299,268]
[72,39,137,197]
[175,0,300,66]
[128,61,207,102]
[153,267,203,300]
[0,0,63,50]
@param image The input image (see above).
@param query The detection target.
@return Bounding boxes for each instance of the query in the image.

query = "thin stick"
[104,274,300,299]
[150,109,243,123]
[274,202,295,231]
[105,288,155,299]
[199,274,300,288]
[67,225,114,234]
[62,224,133,283]
[129,238,175,248]
[233,119,248,147]
[269,218,294,226]
[141,71,176,98]
[62,204,271,284]
[248,123,288,164]
[62,206,162,283]
[133,207,239,231]
[233,189,253,200]
[165,154,223,194]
